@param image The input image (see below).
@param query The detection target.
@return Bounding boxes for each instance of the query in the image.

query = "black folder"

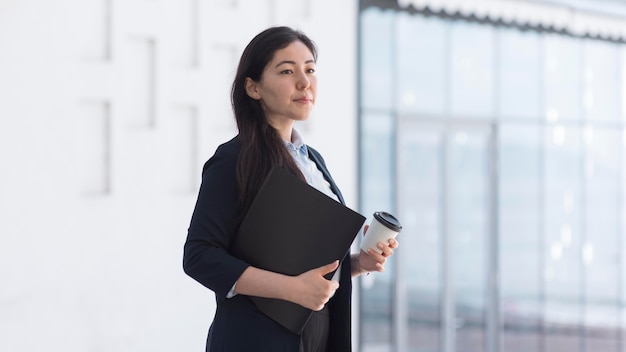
[231,166,366,334]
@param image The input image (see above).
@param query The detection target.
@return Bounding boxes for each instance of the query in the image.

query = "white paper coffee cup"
[360,211,402,254]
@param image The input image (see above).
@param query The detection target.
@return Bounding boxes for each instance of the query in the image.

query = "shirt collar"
[284,128,309,156]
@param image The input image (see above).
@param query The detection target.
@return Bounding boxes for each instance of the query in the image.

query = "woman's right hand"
[289,260,340,311]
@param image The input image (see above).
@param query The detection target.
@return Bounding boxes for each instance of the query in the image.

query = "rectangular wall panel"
[125,38,156,128]
[81,0,111,60]
[274,0,311,19]
[78,101,111,195]
[165,105,198,194]
[167,0,199,68]
[213,0,238,7]
[210,45,239,129]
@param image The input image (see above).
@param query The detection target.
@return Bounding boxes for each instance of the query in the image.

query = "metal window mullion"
[394,122,407,352]
[616,48,626,351]
[486,27,501,352]
[356,6,364,351]
[580,39,588,352]
[617,123,626,352]
[442,17,455,352]
[538,32,547,352]
[487,123,500,352]
[539,122,547,352]
[390,12,407,352]
[442,130,456,352]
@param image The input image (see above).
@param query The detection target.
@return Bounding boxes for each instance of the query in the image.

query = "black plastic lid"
[373,211,402,232]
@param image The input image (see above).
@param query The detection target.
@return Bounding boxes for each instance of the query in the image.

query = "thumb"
[363,224,369,236]
[319,260,339,275]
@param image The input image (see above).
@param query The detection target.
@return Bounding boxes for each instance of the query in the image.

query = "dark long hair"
[231,26,318,213]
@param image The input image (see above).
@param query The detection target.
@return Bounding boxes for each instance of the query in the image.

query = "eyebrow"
[274,59,315,68]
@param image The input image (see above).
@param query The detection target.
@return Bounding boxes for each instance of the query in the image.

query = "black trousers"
[300,305,329,352]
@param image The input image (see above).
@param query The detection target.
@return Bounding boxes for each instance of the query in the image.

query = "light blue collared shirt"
[283,129,339,203]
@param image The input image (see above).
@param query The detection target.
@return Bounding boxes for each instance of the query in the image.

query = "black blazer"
[183,136,353,351]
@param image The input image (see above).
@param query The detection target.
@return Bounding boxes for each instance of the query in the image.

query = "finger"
[320,260,340,275]
[388,238,399,249]
[363,224,369,236]
[378,242,394,258]
[367,248,387,263]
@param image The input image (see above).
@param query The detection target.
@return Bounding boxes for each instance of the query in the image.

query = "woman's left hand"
[356,225,399,274]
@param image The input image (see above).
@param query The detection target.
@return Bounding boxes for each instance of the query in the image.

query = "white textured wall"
[0,0,358,350]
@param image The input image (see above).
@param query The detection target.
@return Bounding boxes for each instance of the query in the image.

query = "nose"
[296,71,310,90]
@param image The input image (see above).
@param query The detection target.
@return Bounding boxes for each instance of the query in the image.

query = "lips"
[294,96,312,103]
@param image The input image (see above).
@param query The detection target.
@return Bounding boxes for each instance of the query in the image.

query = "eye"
[306,68,316,74]
[280,69,294,75]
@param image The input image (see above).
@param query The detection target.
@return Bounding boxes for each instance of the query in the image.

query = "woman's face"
[245,40,317,133]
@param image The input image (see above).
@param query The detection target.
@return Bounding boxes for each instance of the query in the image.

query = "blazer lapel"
[307,147,346,205]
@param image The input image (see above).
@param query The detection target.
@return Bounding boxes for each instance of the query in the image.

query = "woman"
[183,26,398,352]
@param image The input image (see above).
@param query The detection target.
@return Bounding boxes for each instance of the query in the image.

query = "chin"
[293,114,311,122]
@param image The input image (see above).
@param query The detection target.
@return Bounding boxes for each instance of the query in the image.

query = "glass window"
[450,21,495,118]
[583,40,620,121]
[544,34,582,121]
[360,112,394,215]
[499,29,541,120]
[499,124,542,352]
[398,122,443,352]
[360,8,394,111]
[359,6,626,352]
[543,124,583,351]
[623,48,626,121]
[360,111,395,351]
[448,127,490,352]
[583,128,621,351]
[395,13,447,115]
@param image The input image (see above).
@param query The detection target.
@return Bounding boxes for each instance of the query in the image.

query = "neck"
[267,119,294,142]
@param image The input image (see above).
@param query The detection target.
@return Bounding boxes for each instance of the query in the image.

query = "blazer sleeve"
[182,139,250,299]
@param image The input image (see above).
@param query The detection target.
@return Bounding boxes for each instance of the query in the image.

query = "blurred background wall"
[0,0,358,351]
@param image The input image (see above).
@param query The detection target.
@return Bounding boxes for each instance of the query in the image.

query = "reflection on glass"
[583,40,620,121]
[544,125,583,350]
[360,112,394,351]
[499,125,541,352]
[450,21,494,118]
[449,128,489,352]
[398,123,442,351]
[499,29,541,119]
[583,128,620,351]
[544,34,582,121]
[360,8,394,111]
[395,13,446,115]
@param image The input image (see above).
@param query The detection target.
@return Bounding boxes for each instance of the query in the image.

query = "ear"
[245,77,261,100]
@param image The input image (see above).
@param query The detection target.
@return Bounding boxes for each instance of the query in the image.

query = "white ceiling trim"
[397,0,626,40]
